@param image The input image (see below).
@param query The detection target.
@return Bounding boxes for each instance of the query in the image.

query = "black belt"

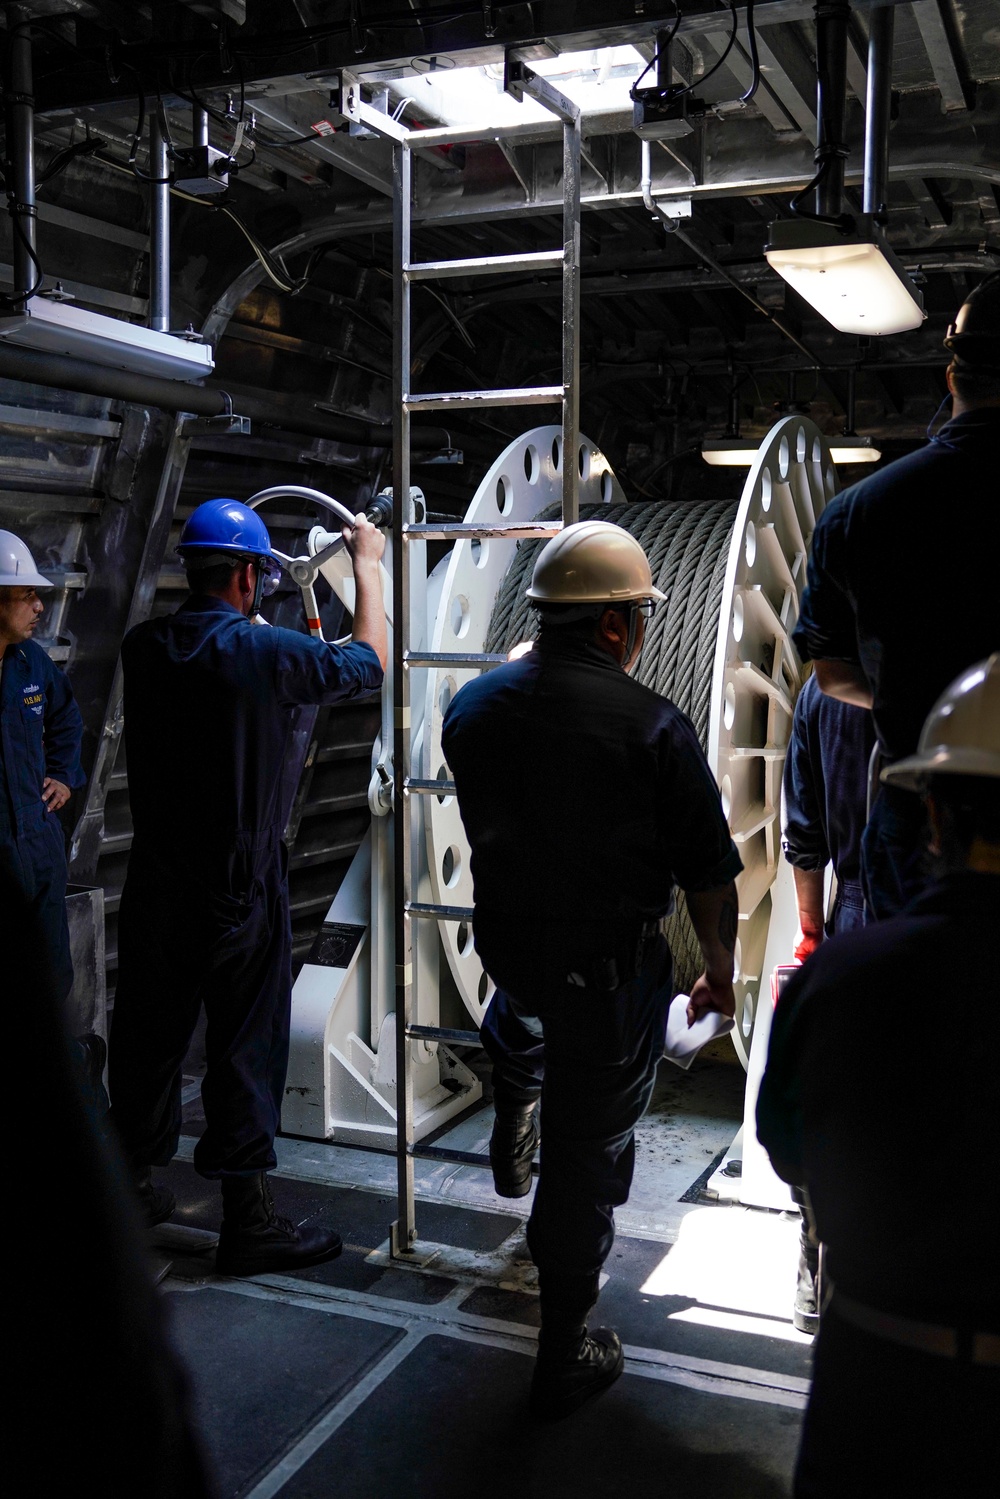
[832,1289,1000,1365]
[565,918,663,992]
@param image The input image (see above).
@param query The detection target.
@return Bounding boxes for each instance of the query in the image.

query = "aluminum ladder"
[343,57,584,1257]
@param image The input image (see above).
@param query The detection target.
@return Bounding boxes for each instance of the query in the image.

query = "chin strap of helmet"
[249,558,267,617]
[624,602,641,665]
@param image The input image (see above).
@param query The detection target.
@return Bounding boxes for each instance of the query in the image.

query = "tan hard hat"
[881,654,1000,791]
[526,520,666,605]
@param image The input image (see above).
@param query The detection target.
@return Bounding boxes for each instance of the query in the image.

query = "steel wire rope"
[484,497,739,995]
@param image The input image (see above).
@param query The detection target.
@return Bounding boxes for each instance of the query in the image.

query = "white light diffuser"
[0,296,214,381]
[765,215,925,336]
[701,436,760,466]
[829,435,881,463]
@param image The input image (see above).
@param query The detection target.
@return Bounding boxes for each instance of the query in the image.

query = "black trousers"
[796,1304,998,1498]
[1,815,73,1002]
[109,834,292,1179]
[480,932,672,1285]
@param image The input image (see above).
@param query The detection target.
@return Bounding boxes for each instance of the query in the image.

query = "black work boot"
[793,1241,820,1334]
[489,1100,539,1199]
[215,1172,342,1277]
[530,1272,624,1420]
[133,1166,176,1228]
[530,1329,624,1421]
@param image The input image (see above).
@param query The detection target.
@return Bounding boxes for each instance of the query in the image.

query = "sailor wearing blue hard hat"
[173,496,284,617]
[0,530,84,1003]
[109,497,386,1274]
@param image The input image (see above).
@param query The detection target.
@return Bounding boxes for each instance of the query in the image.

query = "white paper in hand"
[663,993,735,1070]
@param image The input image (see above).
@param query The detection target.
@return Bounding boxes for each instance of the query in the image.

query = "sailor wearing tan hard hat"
[442,518,741,1420]
[525,519,667,671]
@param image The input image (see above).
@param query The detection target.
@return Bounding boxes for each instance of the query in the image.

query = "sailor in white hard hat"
[758,654,1000,1497]
[0,530,84,1001]
[442,519,743,1420]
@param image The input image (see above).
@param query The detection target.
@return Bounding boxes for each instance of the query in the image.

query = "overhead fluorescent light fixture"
[765,215,925,336]
[701,436,760,466]
[0,297,214,382]
[829,435,881,463]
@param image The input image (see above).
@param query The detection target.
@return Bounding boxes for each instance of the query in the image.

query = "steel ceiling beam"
[698,31,799,134]
[222,148,997,241]
[461,251,995,308]
[251,98,395,197]
[31,2,922,116]
[750,24,820,138]
[910,0,970,112]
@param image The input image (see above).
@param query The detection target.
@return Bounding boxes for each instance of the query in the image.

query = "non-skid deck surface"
[159,1158,808,1498]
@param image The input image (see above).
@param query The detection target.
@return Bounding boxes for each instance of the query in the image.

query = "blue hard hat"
[177,498,279,562]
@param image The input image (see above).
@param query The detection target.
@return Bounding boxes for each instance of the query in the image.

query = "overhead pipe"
[3,5,37,301]
[149,108,171,332]
[843,365,858,433]
[863,2,895,218]
[0,341,452,450]
[813,0,851,219]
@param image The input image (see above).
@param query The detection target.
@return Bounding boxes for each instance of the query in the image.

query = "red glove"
[793,927,823,964]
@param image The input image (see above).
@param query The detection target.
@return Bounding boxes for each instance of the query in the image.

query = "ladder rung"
[404,651,507,668]
[405,777,457,795]
[406,901,475,921]
[403,522,563,541]
[404,385,563,413]
[406,1024,481,1046]
[404,250,564,282]
[409,1143,539,1175]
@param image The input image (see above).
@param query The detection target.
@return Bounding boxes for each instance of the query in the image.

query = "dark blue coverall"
[0,637,84,1000]
[442,630,741,1294]
[782,674,875,937]
[793,409,1000,919]
[757,871,1000,1497]
[109,597,382,1180]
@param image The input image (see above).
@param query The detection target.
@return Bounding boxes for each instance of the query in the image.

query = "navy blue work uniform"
[782,674,875,936]
[793,410,1000,918]
[0,638,84,1000]
[757,871,1000,1497]
[442,629,741,1288]
[109,597,382,1180]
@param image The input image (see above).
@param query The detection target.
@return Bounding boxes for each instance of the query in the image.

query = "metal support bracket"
[333,71,410,143]
[503,54,579,126]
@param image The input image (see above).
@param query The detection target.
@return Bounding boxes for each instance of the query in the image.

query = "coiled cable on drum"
[485,499,740,996]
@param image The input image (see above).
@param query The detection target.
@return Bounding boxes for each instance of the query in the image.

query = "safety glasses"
[635,598,658,621]
[256,556,283,597]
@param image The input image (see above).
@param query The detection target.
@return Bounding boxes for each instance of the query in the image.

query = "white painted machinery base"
[707,854,798,1212]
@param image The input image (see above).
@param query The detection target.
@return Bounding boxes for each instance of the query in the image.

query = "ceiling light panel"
[765,217,925,337]
[381,47,646,130]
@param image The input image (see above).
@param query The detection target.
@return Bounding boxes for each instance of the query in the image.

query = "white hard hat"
[527,520,666,605]
[0,530,51,589]
[881,654,1000,790]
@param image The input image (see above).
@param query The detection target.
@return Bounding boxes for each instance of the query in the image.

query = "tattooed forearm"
[686,881,740,976]
[718,890,738,953]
